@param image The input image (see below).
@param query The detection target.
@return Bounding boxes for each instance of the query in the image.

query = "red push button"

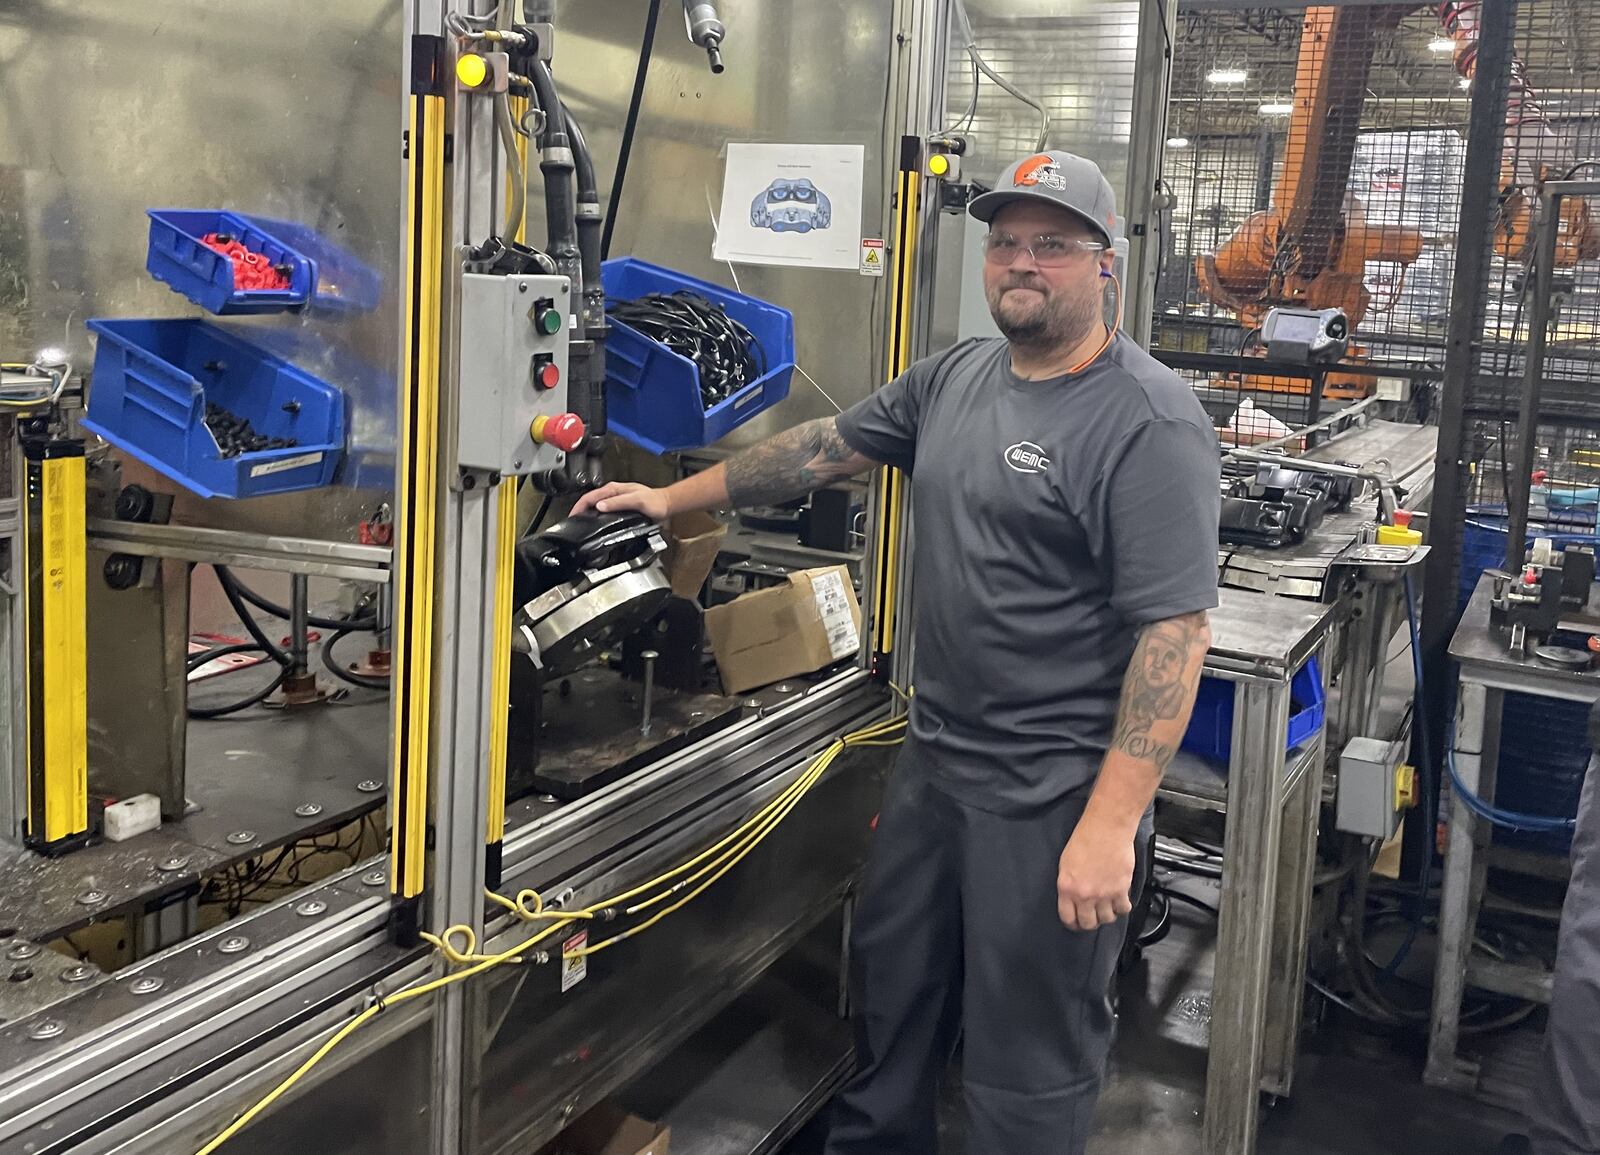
[532,412,585,452]
[535,359,561,390]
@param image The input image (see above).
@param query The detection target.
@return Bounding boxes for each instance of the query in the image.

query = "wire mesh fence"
[946,3,1142,201]
[1159,2,1600,844]
[1154,3,1480,436]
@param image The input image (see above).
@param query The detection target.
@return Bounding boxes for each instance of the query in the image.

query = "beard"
[985,273,1102,351]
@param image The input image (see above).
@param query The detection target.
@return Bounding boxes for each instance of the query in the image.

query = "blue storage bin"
[146,210,315,315]
[1181,657,1325,763]
[84,318,345,500]
[601,258,795,455]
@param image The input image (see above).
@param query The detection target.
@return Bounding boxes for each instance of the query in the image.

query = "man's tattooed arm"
[723,417,881,509]
[1107,611,1212,775]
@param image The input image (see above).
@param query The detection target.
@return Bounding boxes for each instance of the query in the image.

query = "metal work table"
[0,695,389,946]
[1218,419,1436,601]
[1158,587,1334,1155]
[1425,575,1592,1090]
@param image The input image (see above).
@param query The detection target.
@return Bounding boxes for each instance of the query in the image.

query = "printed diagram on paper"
[715,143,865,270]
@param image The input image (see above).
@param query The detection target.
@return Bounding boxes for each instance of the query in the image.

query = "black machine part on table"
[507,592,734,801]
[1487,541,1599,653]
[1217,457,1359,548]
[799,487,859,554]
[512,511,674,679]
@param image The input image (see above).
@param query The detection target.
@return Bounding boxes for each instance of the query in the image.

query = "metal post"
[1426,677,1502,1090]
[1204,678,1291,1155]
[402,1,509,1152]
[1415,0,1519,879]
[289,574,310,677]
[1123,0,1176,349]
[1261,651,1328,1098]
[1503,193,1563,571]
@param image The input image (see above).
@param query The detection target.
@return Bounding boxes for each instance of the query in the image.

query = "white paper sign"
[714,143,866,271]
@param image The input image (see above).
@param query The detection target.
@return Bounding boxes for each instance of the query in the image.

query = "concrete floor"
[781,890,1531,1155]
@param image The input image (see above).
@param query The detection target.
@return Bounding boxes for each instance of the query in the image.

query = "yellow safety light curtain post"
[484,90,531,889]
[485,476,516,888]
[20,434,88,852]
[389,33,449,942]
[870,136,921,677]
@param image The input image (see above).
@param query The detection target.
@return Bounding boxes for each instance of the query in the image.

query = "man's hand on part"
[570,481,672,521]
[1056,812,1136,932]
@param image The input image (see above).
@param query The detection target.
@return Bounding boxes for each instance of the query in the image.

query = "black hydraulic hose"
[530,59,579,276]
[213,567,290,665]
[561,101,609,473]
[563,103,603,297]
[214,565,375,632]
[322,626,389,692]
[603,0,662,260]
[189,669,289,720]
[187,641,271,673]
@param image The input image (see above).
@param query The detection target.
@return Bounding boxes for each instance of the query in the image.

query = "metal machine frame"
[0,2,946,1152]
[0,5,1449,1155]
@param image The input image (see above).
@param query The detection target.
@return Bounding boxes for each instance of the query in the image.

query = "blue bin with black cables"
[84,318,345,500]
[601,258,795,455]
[1181,658,1325,762]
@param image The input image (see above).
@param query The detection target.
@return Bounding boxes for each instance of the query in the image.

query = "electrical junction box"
[457,272,572,476]
[1336,736,1413,839]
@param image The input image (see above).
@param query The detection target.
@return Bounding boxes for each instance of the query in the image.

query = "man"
[1497,701,1600,1155]
[577,151,1220,1153]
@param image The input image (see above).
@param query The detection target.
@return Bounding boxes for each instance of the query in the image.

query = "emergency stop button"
[532,412,585,452]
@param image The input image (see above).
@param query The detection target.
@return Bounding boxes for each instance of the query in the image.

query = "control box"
[1335,736,1413,840]
[457,271,575,476]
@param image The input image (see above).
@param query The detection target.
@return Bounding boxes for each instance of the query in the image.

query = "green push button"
[533,298,563,336]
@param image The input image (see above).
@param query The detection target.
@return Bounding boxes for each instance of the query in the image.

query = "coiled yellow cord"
[194,711,905,1154]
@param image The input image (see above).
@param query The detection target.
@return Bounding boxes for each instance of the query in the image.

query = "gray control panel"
[457,272,575,476]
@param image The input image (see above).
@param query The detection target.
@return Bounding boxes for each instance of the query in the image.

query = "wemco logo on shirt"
[1004,441,1051,475]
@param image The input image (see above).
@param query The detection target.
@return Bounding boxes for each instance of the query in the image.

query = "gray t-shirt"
[837,333,1221,814]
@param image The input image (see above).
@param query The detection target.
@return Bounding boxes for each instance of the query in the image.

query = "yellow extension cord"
[192,712,906,1155]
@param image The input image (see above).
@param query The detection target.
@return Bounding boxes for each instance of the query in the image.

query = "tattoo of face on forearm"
[1111,614,1207,766]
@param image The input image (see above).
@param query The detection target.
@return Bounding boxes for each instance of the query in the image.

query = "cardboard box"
[704,565,862,695]
[539,1102,670,1155]
[660,511,728,600]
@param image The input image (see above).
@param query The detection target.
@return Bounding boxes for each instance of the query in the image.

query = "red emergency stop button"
[532,412,585,452]
[535,357,561,390]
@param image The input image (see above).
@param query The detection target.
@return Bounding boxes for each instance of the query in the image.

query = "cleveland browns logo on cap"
[1014,153,1068,192]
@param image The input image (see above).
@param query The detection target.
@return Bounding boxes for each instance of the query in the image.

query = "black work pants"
[823,763,1151,1155]
[1530,757,1600,1155]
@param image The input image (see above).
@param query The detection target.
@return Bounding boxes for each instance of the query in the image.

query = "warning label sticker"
[561,931,588,992]
[860,238,885,277]
[812,570,860,660]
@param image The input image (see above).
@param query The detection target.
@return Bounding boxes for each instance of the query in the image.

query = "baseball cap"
[968,151,1119,247]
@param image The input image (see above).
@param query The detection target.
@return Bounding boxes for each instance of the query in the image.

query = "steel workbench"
[1425,574,1589,1090]
[1160,586,1334,1155]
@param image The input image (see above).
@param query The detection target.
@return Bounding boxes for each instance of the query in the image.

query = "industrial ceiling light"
[1206,67,1249,85]
[1167,136,1191,149]
[1428,36,1456,53]
[1259,102,1294,116]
